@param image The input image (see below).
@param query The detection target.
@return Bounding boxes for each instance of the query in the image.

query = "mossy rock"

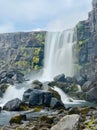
[0,84,9,93]
[39,115,54,124]
[33,107,42,112]
[10,114,26,124]
[48,88,61,101]
[80,107,90,115]
[19,103,31,111]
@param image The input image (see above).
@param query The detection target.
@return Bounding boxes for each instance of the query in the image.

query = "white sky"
[0,0,92,32]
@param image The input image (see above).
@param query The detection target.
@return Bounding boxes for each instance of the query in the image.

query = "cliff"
[0,31,46,73]
[76,0,97,80]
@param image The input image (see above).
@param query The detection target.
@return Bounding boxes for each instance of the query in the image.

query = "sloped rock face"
[50,114,80,130]
[0,31,46,73]
[75,0,97,81]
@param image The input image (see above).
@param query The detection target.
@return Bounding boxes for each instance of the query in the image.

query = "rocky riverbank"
[0,73,97,130]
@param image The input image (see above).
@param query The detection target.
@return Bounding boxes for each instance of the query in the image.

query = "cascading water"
[41,29,75,81]
[52,86,96,108]
[0,29,77,106]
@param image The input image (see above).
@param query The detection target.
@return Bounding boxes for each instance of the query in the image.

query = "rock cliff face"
[0,31,46,73]
[76,0,97,80]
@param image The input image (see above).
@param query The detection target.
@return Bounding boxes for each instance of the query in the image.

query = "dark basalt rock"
[32,80,43,89]
[3,98,22,111]
[50,97,64,109]
[86,87,97,103]
[54,74,66,82]
[23,89,53,107]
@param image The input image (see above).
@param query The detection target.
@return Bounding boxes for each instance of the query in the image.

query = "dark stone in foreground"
[23,88,63,108]
[54,74,66,82]
[3,98,22,111]
[50,97,64,109]
[86,87,97,103]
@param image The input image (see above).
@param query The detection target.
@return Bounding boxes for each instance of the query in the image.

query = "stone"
[3,98,22,111]
[32,80,43,89]
[29,90,52,107]
[54,74,66,82]
[50,97,64,109]
[22,89,33,103]
[50,114,80,130]
[74,73,86,86]
[23,89,52,107]
[10,114,26,124]
[86,87,97,103]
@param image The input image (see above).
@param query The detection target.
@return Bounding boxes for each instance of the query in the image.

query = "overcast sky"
[0,0,92,33]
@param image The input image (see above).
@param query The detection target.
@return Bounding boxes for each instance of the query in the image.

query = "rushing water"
[0,29,95,126]
[40,29,75,81]
[52,86,96,108]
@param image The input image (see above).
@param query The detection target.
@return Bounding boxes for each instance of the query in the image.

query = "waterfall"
[52,86,96,108]
[0,29,76,106]
[41,29,76,81]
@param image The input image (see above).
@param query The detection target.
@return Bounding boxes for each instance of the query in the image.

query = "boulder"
[29,90,52,107]
[74,73,86,86]
[0,106,1,112]
[54,74,66,82]
[82,81,93,92]
[0,89,3,97]
[23,89,52,107]
[32,80,43,89]
[65,77,75,83]
[22,89,33,103]
[3,98,22,111]
[50,114,80,130]
[86,87,97,103]
[10,114,26,124]
[50,97,64,109]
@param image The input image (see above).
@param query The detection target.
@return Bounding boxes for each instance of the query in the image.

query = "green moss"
[33,107,42,112]
[0,84,9,93]
[39,115,54,124]
[85,117,96,130]
[33,56,39,64]
[10,115,26,124]
[34,48,41,56]
[19,104,31,111]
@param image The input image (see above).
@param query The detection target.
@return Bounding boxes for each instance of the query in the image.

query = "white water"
[53,86,95,108]
[0,29,91,108]
[41,29,75,81]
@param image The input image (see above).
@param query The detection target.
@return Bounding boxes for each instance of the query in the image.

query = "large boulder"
[50,114,80,130]
[32,80,43,89]
[54,74,66,82]
[3,98,23,111]
[86,87,97,103]
[23,89,53,107]
[22,89,33,103]
[50,97,64,109]
[74,73,86,86]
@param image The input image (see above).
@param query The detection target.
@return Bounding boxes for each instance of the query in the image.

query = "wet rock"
[86,87,97,103]
[10,114,26,124]
[54,74,66,82]
[29,90,52,107]
[48,87,61,101]
[0,89,3,97]
[32,80,43,89]
[50,114,80,130]
[50,97,64,109]
[82,81,93,92]
[3,98,27,111]
[0,84,9,93]
[74,73,86,86]
[23,89,53,107]
[22,89,34,103]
